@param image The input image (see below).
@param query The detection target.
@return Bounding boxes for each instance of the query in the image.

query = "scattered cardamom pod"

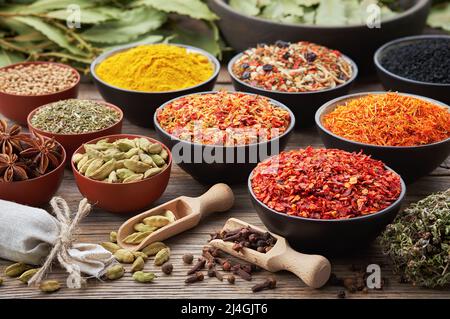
[5,263,33,277]
[142,242,167,256]
[143,216,170,228]
[110,231,118,243]
[39,280,60,293]
[155,248,170,266]
[18,268,39,284]
[101,242,121,254]
[106,264,125,280]
[133,271,156,283]
[134,223,157,233]
[131,256,145,273]
[114,249,135,263]
[132,251,149,261]
[163,210,176,222]
[123,231,153,245]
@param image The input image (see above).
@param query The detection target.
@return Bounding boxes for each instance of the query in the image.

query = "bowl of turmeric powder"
[91,43,220,127]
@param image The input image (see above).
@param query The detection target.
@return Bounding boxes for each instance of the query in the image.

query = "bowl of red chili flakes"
[248,147,406,255]
[154,91,295,184]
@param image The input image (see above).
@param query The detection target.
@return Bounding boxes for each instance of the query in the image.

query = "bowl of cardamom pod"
[27,99,123,161]
[71,134,172,213]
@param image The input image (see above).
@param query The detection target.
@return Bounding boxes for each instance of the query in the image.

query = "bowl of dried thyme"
[0,61,80,125]
[27,99,123,160]
[315,92,450,183]
[0,124,66,206]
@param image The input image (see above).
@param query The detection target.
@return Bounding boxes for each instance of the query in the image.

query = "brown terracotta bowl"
[27,100,123,161]
[0,134,66,207]
[71,134,172,213]
[0,61,80,126]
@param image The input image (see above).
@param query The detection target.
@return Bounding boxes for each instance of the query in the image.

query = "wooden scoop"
[117,183,234,251]
[209,218,331,289]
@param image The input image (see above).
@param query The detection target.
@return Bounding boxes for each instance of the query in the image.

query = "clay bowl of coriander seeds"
[228,41,358,128]
[91,43,220,127]
[0,129,66,207]
[71,134,172,213]
[315,92,450,184]
[209,0,430,73]
[27,99,123,160]
[374,35,450,104]
[154,91,295,184]
[0,61,80,125]
[248,148,406,256]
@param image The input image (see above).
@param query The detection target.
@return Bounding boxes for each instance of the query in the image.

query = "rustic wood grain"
[0,69,449,299]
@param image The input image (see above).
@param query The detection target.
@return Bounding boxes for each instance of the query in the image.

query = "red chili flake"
[156,91,291,146]
[251,147,402,220]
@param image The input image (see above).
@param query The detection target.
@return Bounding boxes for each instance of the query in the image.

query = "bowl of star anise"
[0,120,66,206]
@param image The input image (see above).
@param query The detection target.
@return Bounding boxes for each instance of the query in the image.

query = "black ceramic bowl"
[209,0,430,74]
[315,92,450,184]
[228,53,358,128]
[91,43,220,127]
[248,166,406,256]
[153,91,295,184]
[374,35,450,104]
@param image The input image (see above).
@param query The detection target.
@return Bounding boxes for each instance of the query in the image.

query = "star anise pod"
[0,119,25,154]
[0,153,28,182]
[20,134,62,176]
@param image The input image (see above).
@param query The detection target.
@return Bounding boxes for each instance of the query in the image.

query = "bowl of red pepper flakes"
[315,92,450,184]
[248,147,405,255]
[154,91,295,183]
[229,41,358,128]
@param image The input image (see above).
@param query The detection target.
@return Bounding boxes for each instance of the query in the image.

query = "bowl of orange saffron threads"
[249,147,405,255]
[315,92,450,183]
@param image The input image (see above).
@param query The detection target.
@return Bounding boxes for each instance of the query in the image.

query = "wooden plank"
[0,72,449,299]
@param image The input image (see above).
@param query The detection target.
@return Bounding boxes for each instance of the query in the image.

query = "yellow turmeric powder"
[95,44,214,92]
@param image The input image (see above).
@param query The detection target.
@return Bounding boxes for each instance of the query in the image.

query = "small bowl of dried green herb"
[0,124,66,207]
[27,99,123,160]
[0,61,80,125]
[315,92,450,183]
[248,147,406,256]
[71,134,172,213]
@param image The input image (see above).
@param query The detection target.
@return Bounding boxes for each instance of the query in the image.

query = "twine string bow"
[28,197,91,289]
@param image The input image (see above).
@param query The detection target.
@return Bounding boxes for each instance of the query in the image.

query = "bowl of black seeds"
[374,35,450,104]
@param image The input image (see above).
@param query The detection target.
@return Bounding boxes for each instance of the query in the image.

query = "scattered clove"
[252,277,276,293]
[187,258,206,275]
[185,272,204,284]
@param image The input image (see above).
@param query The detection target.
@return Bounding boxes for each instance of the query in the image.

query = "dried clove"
[185,272,204,284]
[252,277,276,293]
[233,265,252,281]
[187,258,206,275]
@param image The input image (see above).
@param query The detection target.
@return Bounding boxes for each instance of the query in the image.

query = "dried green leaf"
[261,0,304,22]
[81,7,167,44]
[427,3,450,32]
[45,7,120,24]
[315,0,346,26]
[137,0,218,21]
[229,0,260,16]
[21,0,94,14]
[0,48,25,67]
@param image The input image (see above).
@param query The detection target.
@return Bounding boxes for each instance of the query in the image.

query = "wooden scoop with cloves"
[209,218,331,289]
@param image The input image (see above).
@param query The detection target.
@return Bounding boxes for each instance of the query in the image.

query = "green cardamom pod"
[76,154,90,170]
[90,159,116,180]
[107,171,118,183]
[18,268,39,284]
[114,249,135,264]
[101,242,121,254]
[131,256,145,273]
[141,242,167,256]
[132,251,148,261]
[159,149,169,161]
[39,280,60,293]
[136,138,152,152]
[116,168,134,180]
[144,167,162,178]
[72,153,84,165]
[123,231,153,244]
[115,139,136,152]
[134,223,157,233]
[105,264,125,280]
[132,271,156,283]
[84,158,104,177]
[110,231,118,243]
[79,158,95,174]
[148,143,163,154]
[123,174,144,183]
[139,153,155,166]
[154,248,170,266]
[5,263,33,277]
[150,154,166,167]
[143,216,170,228]
[163,210,176,222]
[124,147,140,159]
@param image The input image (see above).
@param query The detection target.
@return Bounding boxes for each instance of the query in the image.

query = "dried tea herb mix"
[31,100,121,134]
[232,41,353,92]
[157,91,291,145]
[251,147,402,219]
[380,38,450,84]
[323,93,450,146]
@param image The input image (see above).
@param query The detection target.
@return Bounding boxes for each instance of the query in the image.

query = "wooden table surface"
[1,68,449,299]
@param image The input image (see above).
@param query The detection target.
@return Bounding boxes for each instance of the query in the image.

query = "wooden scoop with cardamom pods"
[209,218,331,289]
[117,183,234,251]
